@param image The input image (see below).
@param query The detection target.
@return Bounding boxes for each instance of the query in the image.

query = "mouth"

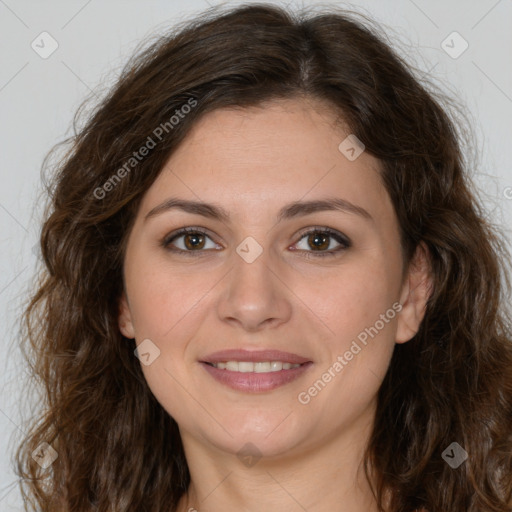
[200,349,313,392]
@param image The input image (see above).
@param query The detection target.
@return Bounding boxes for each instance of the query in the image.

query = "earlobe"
[118,292,136,339]
[395,241,433,344]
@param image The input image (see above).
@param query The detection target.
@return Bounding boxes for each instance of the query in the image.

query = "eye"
[161,226,351,258]
[292,227,351,258]
[162,227,221,254]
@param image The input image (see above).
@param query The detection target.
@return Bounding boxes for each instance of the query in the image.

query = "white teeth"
[211,361,301,372]
[226,361,239,371]
[238,362,254,373]
[254,362,271,373]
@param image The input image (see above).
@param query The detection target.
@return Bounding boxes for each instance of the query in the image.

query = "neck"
[175,402,381,512]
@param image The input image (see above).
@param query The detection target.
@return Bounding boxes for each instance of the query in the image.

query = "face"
[118,97,430,460]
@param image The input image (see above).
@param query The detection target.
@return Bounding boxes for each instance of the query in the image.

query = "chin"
[203,410,310,458]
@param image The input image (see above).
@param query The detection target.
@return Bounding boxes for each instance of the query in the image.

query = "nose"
[216,244,293,332]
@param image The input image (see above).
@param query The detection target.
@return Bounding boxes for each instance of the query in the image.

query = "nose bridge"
[233,237,274,292]
[216,236,291,330]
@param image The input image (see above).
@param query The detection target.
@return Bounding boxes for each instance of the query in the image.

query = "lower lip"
[201,362,313,392]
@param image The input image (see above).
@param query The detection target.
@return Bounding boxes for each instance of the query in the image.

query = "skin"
[118,97,432,512]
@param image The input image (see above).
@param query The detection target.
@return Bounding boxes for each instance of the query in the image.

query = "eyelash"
[161,226,351,259]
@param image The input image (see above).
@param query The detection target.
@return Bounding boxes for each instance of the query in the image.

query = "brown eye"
[183,232,206,250]
[162,228,220,254]
[306,232,330,251]
[294,228,351,257]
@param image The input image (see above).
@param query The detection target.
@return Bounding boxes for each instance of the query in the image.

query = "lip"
[199,349,313,393]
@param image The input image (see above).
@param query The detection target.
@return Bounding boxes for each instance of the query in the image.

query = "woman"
[16,3,512,511]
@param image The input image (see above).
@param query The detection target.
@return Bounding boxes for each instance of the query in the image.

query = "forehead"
[138,97,392,225]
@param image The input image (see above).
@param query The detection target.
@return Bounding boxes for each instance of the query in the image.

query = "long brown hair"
[15,4,512,511]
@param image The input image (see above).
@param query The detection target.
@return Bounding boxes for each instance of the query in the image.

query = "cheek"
[126,263,216,403]
[301,258,399,346]
[299,272,398,423]
[298,258,399,404]
[126,258,216,340]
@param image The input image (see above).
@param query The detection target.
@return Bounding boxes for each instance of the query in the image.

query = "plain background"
[1,0,511,508]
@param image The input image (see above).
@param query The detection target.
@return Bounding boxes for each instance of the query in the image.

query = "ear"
[396,241,433,344]
[118,291,136,339]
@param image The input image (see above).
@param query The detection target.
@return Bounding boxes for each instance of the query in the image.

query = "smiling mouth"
[205,361,303,372]
[200,349,312,391]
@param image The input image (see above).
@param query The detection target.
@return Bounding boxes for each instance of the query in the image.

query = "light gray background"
[1,0,511,509]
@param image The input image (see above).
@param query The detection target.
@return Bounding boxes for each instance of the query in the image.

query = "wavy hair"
[15,3,512,511]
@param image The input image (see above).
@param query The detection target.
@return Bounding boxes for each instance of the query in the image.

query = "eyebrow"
[144,197,373,223]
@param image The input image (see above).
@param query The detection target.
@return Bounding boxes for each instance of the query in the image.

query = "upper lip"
[201,349,311,365]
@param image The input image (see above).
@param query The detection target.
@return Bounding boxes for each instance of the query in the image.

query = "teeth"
[254,362,271,373]
[211,361,301,372]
